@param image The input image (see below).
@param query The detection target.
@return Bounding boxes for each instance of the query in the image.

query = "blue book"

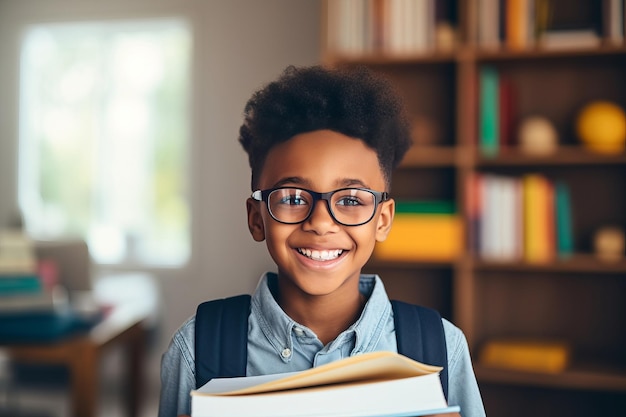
[369,406,461,416]
[0,274,42,295]
[0,307,103,343]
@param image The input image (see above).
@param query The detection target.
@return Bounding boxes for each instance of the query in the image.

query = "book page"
[194,351,442,396]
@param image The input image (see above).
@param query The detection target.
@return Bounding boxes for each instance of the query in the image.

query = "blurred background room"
[0,0,624,416]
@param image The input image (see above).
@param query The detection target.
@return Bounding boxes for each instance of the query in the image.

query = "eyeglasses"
[251,187,389,226]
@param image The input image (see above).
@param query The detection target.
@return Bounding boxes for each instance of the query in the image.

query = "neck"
[276,280,367,346]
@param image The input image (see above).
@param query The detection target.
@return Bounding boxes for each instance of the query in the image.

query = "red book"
[465,172,482,255]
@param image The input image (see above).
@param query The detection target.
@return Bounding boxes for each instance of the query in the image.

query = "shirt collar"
[250,272,392,359]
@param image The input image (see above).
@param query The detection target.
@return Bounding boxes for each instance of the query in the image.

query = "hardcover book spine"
[479,66,499,157]
[555,181,574,258]
[523,174,553,263]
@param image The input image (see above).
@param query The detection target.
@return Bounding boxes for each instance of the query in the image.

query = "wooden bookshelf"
[475,364,626,391]
[322,0,626,415]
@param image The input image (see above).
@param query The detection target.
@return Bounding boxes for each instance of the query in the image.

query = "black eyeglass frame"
[251,187,390,226]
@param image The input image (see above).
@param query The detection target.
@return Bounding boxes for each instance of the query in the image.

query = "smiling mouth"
[297,248,344,261]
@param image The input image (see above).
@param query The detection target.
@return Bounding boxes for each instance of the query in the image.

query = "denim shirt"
[159,273,486,417]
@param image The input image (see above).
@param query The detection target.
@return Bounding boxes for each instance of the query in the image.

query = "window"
[18,19,191,266]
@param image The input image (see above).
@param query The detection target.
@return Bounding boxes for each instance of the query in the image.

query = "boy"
[159,65,485,417]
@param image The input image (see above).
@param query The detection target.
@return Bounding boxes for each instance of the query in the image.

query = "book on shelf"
[465,172,482,255]
[382,0,433,54]
[537,29,602,50]
[554,181,574,258]
[477,65,519,156]
[477,0,501,49]
[476,0,536,49]
[505,0,532,50]
[602,0,624,43]
[191,351,460,417]
[498,74,517,149]
[469,173,573,263]
[374,200,462,262]
[478,174,523,261]
[479,65,499,157]
[325,0,456,56]
[478,174,497,259]
[480,338,571,374]
[523,174,554,263]
[476,0,624,50]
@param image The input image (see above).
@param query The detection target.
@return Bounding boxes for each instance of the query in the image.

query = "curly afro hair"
[238,65,412,190]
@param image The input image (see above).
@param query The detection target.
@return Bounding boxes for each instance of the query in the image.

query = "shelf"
[367,258,455,270]
[473,254,626,274]
[371,255,626,274]
[399,146,459,168]
[475,365,626,392]
[474,44,626,62]
[327,45,626,66]
[476,147,626,167]
[324,51,457,66]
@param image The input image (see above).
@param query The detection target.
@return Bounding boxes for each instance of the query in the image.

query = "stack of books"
[374,200,463,262]
[0,230,55,314]
[0,231,102,343]
[191,351,460,417]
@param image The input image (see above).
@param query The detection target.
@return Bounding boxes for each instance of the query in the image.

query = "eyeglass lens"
[267,188,377,225]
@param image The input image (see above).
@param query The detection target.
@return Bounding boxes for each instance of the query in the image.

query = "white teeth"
[298,248,343,261]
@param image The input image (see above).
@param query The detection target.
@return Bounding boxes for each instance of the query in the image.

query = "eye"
[336,195,363,206]
[278,192,308,206]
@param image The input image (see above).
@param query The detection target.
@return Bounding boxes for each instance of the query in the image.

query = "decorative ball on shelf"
[518,116,558,156]
[593,226,625,262]
[435,22,456,52]
[576,101,626,154]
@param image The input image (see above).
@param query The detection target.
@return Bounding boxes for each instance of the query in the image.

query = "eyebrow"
[272,177,370,189]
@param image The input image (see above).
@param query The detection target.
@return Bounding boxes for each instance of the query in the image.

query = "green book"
[479,65,499,158]
[394,200,456,215]
[555,182,574,258]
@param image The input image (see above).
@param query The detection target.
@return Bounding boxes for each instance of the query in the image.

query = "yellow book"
[480,339,571,374]
[523,174,552,263]
[506,0,529,50]
[374,214,463,261]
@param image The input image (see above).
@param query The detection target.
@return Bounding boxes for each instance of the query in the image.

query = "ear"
[246,198,266,242]
[375,198,395,242]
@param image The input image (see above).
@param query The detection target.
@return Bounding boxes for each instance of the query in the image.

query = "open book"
[191,350,460,417]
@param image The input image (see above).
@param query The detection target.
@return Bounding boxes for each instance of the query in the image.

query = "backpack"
[194,295,448,399]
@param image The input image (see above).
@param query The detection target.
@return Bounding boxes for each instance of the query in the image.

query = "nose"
[302,198,339,233]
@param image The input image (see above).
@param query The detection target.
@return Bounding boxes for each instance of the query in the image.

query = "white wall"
[0,0,321,374]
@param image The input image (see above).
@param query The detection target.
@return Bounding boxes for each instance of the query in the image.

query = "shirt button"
[281,348,292,358]
[294,327,305,336]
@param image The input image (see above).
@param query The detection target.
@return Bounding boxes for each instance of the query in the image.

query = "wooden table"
[4,304,148,417]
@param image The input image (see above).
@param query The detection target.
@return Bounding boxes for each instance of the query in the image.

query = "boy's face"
[246,129,394,298]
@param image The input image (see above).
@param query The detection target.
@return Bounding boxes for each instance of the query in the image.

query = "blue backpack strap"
[391,300,448,399]
[194,294,251,388]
